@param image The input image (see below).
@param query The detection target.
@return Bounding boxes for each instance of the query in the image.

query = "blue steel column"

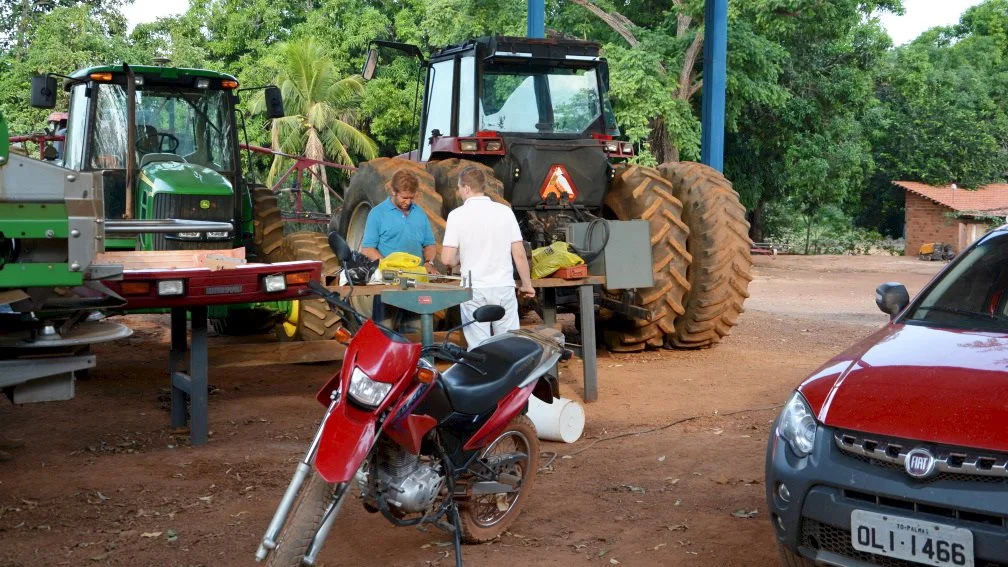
[700,0,727,171]
[527,0,545,38]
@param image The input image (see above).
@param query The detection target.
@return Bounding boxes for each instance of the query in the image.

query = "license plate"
[851,510,974,567]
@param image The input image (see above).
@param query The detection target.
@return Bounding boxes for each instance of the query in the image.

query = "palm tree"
[254,38,378,215]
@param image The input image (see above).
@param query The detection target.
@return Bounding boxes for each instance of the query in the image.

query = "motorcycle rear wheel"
[267,471,337,567]
[459,414,539,543]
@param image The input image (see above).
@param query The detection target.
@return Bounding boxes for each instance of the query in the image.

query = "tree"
[253,39,378,214]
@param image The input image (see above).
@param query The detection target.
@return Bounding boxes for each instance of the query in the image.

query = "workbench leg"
[541,288,556,327]
[169,308,188,430]
[189,306,209,446]
[579,284,598,402]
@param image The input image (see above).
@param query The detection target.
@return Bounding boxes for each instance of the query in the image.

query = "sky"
[123,0,985,43]
[121,0,190,31]
[878,0,986,45]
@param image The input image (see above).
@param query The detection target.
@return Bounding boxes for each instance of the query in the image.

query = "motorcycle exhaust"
[256,392,340,562]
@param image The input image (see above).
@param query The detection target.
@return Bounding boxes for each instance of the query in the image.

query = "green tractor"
[29,63,340,340]
[342,36,752,351]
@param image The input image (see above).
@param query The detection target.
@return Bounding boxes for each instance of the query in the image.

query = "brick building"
[894,181,1008,257]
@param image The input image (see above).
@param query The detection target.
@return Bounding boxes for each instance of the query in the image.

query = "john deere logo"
[199,199,211,209]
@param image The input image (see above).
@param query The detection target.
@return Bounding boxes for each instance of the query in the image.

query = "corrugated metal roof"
[894,181,1008,214]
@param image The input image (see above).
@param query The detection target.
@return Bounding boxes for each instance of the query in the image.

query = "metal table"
[532,276,605,402]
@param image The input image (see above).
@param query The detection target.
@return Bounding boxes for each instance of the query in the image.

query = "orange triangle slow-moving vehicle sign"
[539,164,578,201]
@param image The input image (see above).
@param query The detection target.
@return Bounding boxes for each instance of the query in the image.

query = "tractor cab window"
[62,84,89,170]
[480,66,613,136]
[88,82,235,172]
[422,59,455,160]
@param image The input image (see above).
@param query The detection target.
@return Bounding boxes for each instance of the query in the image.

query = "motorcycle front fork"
[256,394,340,562]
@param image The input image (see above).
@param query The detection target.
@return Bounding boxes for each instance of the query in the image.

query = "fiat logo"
[905,448,937,478]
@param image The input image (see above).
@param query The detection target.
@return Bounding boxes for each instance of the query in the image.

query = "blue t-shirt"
[361,197,436,258]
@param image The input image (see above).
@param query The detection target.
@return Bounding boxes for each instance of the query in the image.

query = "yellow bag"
[378,252,428,283]
[530,241,585,279]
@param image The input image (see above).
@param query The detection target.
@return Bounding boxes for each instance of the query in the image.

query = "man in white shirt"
[441,167,535,348]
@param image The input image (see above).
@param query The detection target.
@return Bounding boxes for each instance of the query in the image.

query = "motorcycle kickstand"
[449,502,464,567]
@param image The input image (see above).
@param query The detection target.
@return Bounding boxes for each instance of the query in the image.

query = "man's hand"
[425,261,440,275]
[518,282,535,298]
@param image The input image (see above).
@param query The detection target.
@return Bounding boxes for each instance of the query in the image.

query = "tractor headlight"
[603,140,619,153]
[263,274,286,293]
[196,78,210,89]
[348,367,391,408]
[777,392,818,457]
[207,231,230,239]
[176,232,200,239]
[620,142,633,154]
[157,280,184,296]
[459,139,479,151]
[484,140,503,151]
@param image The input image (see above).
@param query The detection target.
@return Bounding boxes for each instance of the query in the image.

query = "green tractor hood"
[139,161,233,197]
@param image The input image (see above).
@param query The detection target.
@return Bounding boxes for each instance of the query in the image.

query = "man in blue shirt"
[359,169,439,327]
[360,169,438,270]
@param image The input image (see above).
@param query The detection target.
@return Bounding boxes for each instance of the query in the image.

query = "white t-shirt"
[443,196,523,288]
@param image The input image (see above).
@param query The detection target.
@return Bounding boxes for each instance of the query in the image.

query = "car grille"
[835,431,1008,484]
[800,518,1006,567]
[151,194,233,251]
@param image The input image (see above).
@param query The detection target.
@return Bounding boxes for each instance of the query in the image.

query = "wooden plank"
[96,248,247,271]
[209,339,346,368]
[531,276,606,288]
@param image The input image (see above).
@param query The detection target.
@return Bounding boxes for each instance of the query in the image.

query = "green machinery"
[27,63,337,339]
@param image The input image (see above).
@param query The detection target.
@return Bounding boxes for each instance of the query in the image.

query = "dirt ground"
[0,254,947,567]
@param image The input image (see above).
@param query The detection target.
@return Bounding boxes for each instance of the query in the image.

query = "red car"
[766,227,1008,567]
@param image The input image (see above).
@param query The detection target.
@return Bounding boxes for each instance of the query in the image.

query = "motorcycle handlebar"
[306,281,364,332]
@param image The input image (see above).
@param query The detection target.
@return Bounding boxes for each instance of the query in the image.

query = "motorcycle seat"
[440,336,544,415]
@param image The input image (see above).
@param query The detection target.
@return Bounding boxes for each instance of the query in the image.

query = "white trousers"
[460,286,519,349]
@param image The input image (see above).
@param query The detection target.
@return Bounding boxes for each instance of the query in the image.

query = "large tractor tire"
[278,231,342,341]
[658,162,753,348]
[602,164,692,352]
[426,158,506,213]
[250,184,285,261]
[336,157,446,317]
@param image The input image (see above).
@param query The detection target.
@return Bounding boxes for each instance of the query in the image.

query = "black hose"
[569,218,610,265]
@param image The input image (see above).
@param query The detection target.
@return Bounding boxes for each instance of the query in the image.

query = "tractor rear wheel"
[337,158,446,317]
[658,162,753,348]
[602,165,691,352]
[250,184,285,261]
[426,158,506,213]
[278,231,342,341]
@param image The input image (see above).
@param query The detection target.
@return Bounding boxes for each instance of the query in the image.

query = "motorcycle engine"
[357,443,444,515]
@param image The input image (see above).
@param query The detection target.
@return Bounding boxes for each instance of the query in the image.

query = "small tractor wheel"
[278,231,342,341]
[250,184,285,262]
[602,164,691,351]
[658,162,753,348]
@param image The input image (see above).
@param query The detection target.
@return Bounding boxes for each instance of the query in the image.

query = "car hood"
[798,323,1008,452]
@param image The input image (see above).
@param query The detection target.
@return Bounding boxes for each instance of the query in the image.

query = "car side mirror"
[31,75,57,109]
[327,231,353,263]
[875,282,909,320]
[473,305,505,323]
[263,86,284,119]
[362,48,379,81]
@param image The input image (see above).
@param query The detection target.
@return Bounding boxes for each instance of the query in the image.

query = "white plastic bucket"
[526,396,585,443]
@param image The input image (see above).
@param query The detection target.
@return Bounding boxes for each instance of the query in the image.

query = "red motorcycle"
[256,237,569,567]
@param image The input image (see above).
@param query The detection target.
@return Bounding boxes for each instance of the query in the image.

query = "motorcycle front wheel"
[459,414,540,543]
[267,470,338,567]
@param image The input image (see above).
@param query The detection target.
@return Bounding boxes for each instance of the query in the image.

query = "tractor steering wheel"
[158,133,180,153]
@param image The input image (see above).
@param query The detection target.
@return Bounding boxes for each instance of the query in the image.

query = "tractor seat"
[439,335,544,416]
[139,153,187,168]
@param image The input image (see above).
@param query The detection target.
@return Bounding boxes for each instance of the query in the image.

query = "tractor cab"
[31,64,283,252]
[416,37,630,213]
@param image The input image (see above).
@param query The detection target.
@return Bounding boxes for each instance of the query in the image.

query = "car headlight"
[778,392,818,457]
[348,367,392,408]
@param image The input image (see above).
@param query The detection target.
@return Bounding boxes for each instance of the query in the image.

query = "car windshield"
[89,82,234,172]
[480,66,619,135]
[905,230,1008,332]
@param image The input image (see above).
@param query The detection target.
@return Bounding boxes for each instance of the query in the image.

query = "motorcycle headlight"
[348,367,392,408]
[777,392,818,457]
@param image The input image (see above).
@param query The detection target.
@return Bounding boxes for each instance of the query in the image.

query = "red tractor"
[334,36,751,351]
